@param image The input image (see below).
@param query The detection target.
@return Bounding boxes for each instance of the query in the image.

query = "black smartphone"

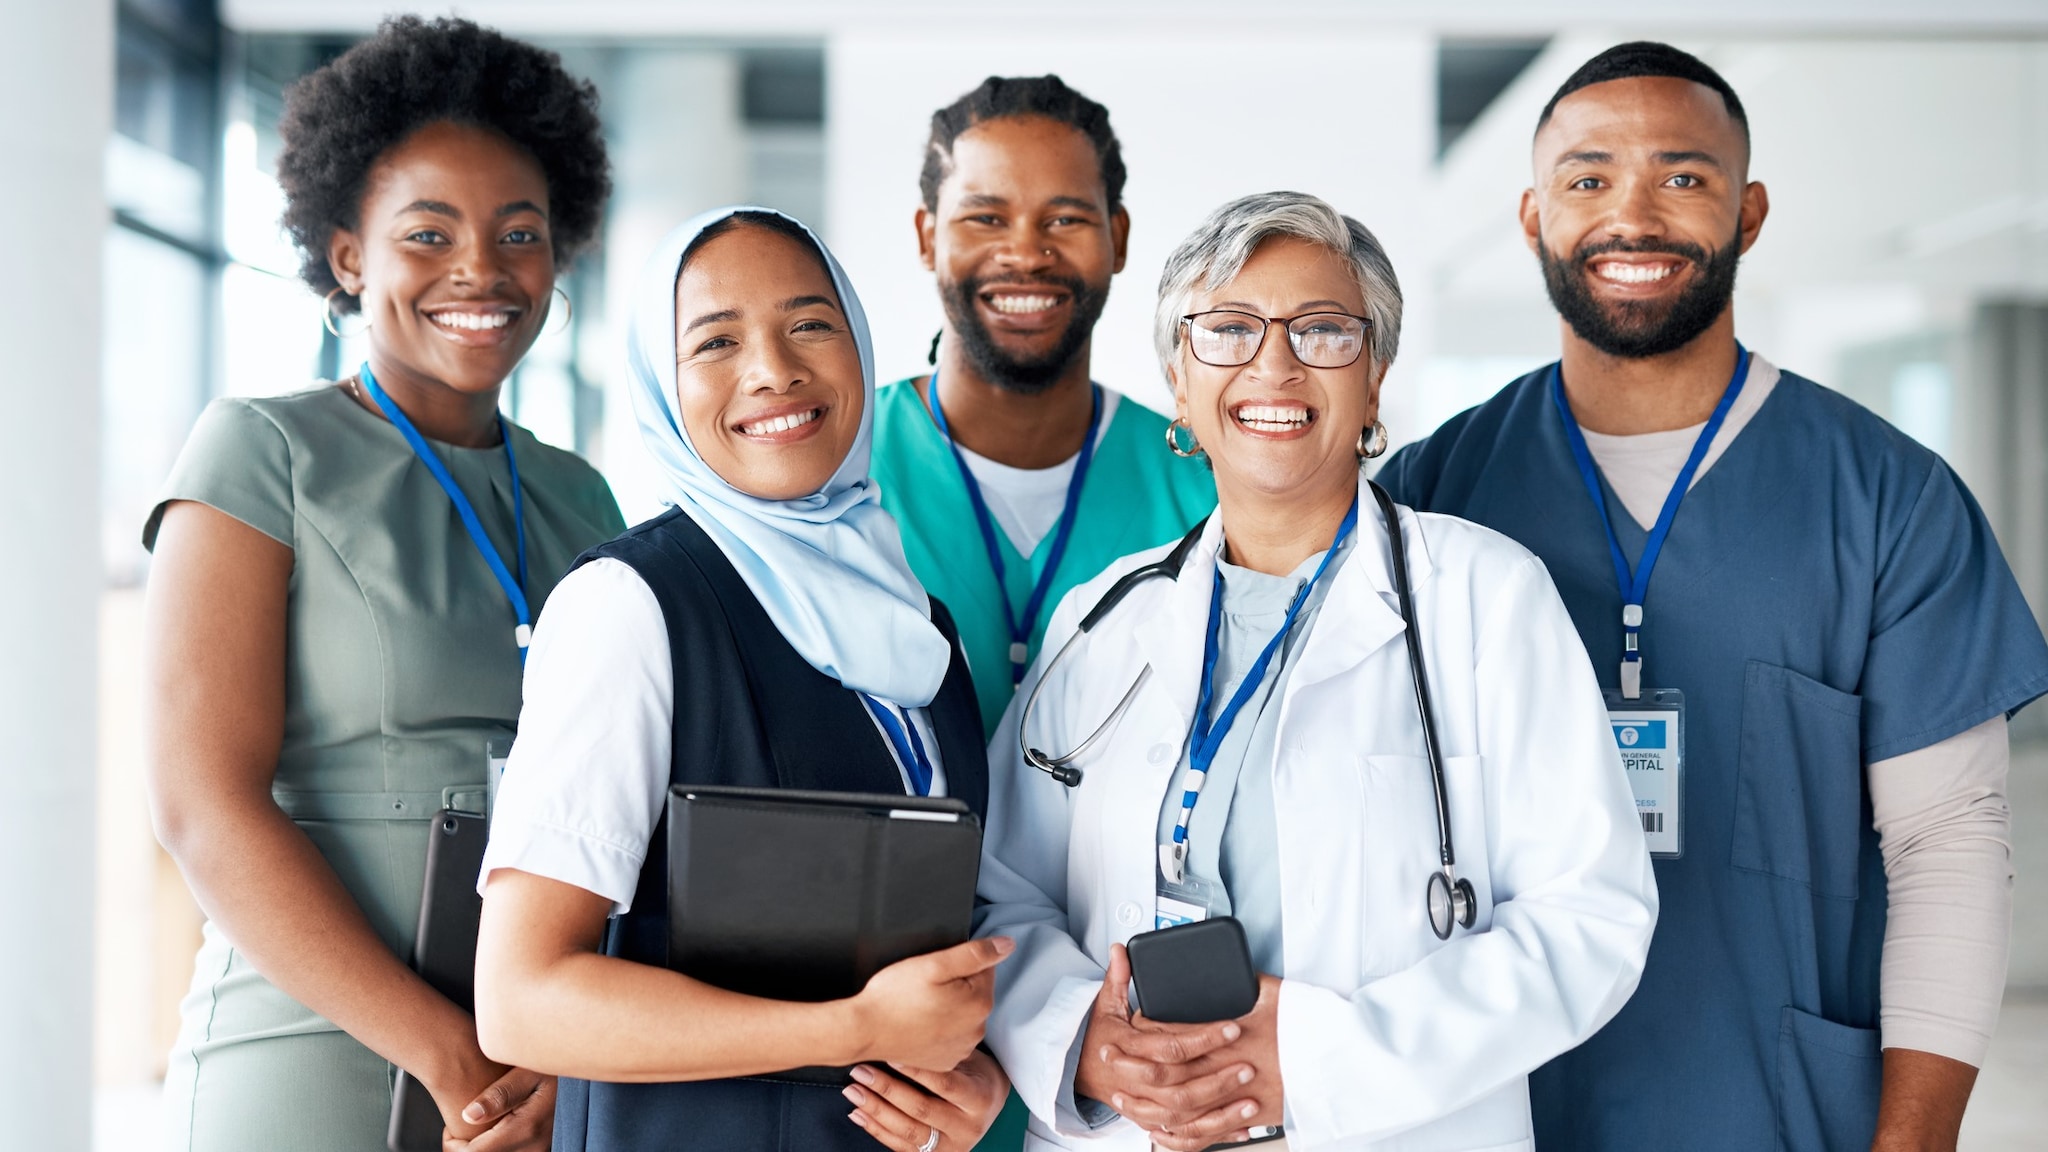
[1126,916,1258,1024]
[388,809,490,1152]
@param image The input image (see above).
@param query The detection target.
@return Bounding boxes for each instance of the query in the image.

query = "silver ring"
[917,1127,939,1152]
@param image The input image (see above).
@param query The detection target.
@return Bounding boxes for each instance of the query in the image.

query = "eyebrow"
[1553,148,1724,170]
[1212,300,1353,314]
[396,199,548,219]
[680,308,740,335]
[779,294,840,313]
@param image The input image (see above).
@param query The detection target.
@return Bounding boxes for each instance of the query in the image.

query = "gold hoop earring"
[1166,417,1203,458]
[548,286,573,334]
[323,287,360,339]
[1358,420,1390,460]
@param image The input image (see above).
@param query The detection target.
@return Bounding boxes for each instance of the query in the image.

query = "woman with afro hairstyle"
[143,17,624,1151]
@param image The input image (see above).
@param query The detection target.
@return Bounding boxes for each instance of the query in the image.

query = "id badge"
[1155,872,1223,931]
[1603,689,1683,858]
[485,736,513,819]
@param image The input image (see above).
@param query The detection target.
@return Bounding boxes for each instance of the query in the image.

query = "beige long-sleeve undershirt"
[1579,353,2012,1066]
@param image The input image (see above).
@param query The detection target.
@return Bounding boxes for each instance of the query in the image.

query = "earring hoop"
[548,285,573,334]
[322,287,363,339]
[1166,417,1203,458]
[1358,420,1390,460]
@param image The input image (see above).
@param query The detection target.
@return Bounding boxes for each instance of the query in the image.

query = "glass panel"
[101,227,209,585]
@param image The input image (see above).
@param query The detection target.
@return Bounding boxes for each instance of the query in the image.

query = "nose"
[739,331,806,395]
[990,221,1057,275]
[448,227,511,290]
[1600,175,1668,245]
[1242,318,1307,385]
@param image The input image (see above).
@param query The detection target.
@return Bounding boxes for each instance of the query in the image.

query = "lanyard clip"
[1158,843,1187,885]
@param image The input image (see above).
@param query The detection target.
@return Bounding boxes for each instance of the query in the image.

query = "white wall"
[824,31,1438,435]
[0,0,108,1148]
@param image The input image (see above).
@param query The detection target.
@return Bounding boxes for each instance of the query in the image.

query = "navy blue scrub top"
[1377,364,2048,1152]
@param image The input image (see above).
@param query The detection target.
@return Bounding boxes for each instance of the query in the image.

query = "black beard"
[1539,229,1740,359]
[938,271,1109,394]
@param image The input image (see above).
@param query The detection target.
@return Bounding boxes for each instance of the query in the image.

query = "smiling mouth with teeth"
[1233,403,1316,432]
[1591,261,1680,285]
[737,408,822,437]
[983,293,1063,315]
[428,311,515,331]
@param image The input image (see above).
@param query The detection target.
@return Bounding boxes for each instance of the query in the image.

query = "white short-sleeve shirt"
[480,556,948,915]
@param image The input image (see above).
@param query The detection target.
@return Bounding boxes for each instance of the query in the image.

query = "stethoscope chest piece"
[1426,869,1478,940]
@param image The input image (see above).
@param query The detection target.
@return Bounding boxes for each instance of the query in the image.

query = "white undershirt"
[952,391,1120,556]
[1575,351,2011,1065]
[480,557,947,917]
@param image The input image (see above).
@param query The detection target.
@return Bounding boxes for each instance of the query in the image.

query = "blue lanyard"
[1550,345,1751,699]
[359,363,532,664]
[1164,497,1357,880]
[861,695,935,797]
[926,372,1103,685]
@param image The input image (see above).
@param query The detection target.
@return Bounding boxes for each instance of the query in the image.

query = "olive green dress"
[144,383,626,1152]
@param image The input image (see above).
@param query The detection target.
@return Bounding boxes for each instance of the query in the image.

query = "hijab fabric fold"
[625,206,950,708]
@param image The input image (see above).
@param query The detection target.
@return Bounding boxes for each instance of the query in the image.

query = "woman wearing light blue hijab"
[472,207,1014,1152]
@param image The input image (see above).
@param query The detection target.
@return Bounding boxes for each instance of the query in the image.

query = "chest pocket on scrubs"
[1731,660,1864,899]
[1355,754,1493,971]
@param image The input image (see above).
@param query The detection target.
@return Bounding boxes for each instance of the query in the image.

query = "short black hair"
[1536,41,1749,144]
[278,16,611,313]
[920,75,1126,211]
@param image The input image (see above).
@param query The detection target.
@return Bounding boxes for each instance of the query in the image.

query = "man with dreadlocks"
[871,76,1216,739]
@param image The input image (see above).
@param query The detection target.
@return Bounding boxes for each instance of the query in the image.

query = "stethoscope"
[1018,480,1478,940]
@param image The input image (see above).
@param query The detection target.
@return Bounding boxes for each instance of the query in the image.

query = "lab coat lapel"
[1288,475,1424,693]
[1131,514,1225,729]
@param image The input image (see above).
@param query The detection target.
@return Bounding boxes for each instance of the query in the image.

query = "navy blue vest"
[553,508,988,1152]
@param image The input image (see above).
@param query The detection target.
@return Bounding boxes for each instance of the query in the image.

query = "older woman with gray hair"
[974,191,1658,1151]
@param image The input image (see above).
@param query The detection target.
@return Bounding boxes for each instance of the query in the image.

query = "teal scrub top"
[872,377,1218,736]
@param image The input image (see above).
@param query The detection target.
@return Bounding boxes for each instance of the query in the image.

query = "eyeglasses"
[1180,310,1373,369]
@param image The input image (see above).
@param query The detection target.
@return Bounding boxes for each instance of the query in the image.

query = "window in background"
[105,0,222,587]
[742,48,827,230]
[1836,331,1958,459]
[1436,38,1547,159]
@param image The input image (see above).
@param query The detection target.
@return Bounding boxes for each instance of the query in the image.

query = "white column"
[595,47,748,523]
[0,0,109,1148]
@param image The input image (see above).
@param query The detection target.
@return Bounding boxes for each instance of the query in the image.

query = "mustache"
[1565,236,1714,267]
[962,271,1089,296]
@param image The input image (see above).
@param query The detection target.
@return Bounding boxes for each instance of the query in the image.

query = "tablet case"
[388,809,489,1152]
[1127,916,1259,1024]
[665,785,983,1083]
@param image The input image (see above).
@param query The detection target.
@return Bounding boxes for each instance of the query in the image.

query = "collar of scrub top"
[924,369,1104,685]
[1550,343,1752,699]
[860,695,935,796]
[1160,495,1358,885]
[624,205,950,709]
[359,361,531,664]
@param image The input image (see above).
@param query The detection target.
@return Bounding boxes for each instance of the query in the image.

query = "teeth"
[739,409,821,436]
[429,311,513,331]
[1234,404,1311,431]
[985,294,1060,314]
[1595,262,1674,284]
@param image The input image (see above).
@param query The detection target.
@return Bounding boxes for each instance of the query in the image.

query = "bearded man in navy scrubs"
[1377,42,2048,1152]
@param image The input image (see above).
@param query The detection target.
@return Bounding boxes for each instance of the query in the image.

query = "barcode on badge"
[1640,812,1664,834]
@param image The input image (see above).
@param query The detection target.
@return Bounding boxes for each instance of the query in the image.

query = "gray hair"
[1153,191,1403,377]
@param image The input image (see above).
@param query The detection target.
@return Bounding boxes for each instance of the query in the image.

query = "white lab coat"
[976,474,1658,1151]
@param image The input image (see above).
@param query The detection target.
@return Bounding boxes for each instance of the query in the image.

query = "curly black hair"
[277,16,611,313]
[920,75,1126,212]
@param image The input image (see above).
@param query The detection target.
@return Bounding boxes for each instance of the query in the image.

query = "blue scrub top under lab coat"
[1376,364,2048,1152]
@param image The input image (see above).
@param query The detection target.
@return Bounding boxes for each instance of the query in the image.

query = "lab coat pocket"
[1774,1005,1881,1152]
[1731,661,1864,899]
[1357,754,1461,971]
